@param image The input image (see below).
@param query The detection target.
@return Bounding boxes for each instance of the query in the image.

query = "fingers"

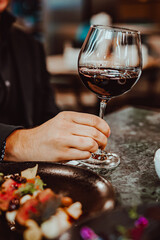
[70,136,99,153]
[56,134,99,153]
[33,112,110,163]
[71,112,110,138]
[62,148,91,161]
[71,124,107,149]
[55,111,110,150]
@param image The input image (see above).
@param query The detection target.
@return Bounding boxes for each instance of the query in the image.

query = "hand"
[4,111,110,162]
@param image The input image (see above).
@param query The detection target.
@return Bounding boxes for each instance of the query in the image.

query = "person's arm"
[4,111,110,162]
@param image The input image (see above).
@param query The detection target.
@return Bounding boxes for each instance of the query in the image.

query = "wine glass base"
[81,151,120,169]
[67,151,120,170]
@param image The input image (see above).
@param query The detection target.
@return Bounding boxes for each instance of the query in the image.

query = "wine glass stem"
[97,99,109,154]
[99,99,109,119]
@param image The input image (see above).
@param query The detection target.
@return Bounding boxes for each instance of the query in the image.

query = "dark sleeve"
[33,41,61,125]
[40,44,60,121]
[10,26,60,127]
[0,123,23,153]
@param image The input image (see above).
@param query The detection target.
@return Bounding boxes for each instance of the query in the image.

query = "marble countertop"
[90,107,160,207]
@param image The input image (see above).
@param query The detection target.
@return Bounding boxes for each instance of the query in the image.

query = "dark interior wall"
[117,0,160,24]
[91,0,118,22]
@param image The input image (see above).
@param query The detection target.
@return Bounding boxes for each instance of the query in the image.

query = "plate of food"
[0,162,115,240]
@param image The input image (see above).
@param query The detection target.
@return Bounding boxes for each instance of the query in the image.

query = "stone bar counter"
[93,107,160,207]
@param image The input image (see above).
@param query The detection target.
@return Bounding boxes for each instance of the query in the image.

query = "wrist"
[4,129,29,162]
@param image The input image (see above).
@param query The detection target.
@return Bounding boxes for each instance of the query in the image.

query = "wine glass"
[77,25,142,169]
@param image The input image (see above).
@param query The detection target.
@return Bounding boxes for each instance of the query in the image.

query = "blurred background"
[10,0,160,115]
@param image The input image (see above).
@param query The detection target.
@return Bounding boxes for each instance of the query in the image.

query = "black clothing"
[0,11,60,152]
[0,28,24,125]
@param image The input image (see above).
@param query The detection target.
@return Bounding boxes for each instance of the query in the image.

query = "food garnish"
[0,165,82,240]
[21,164,38,179]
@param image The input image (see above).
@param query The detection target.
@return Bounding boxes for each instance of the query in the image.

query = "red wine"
[79,67,141,99]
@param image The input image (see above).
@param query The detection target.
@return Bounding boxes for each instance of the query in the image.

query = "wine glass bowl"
[78,25,142,169]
